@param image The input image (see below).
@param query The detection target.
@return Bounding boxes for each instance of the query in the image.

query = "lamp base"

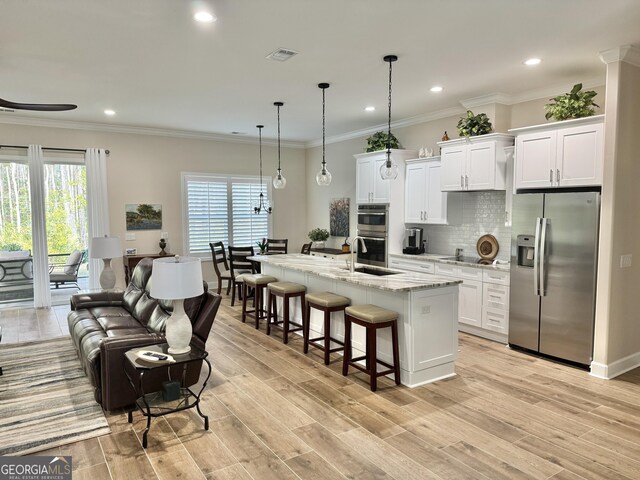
[100,258,116,290]
[165,299,192,354]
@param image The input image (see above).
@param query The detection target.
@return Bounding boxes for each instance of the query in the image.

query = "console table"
[123,253,168,284]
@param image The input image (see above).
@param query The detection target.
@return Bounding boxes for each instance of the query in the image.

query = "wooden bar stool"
[267,281,306,344]
[241,274,278,329]
[342,304,401,392]
[303,292,350,364]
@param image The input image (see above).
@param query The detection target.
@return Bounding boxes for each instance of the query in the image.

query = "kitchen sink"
[352,267,400,276]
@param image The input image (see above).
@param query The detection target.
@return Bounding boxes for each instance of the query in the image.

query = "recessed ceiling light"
[365,106,375,112]
[194,11,216,23]
[524,58,541,66]
[430,86,443,93]
[104,109,115,116]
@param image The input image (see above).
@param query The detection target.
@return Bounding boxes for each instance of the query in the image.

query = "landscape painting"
[126,204,162,230]
[329,198,349,237]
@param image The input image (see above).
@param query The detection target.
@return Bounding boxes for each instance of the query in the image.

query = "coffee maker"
[403,228,424,255]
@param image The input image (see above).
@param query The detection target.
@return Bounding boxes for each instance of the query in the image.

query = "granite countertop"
[389,253,510,272]
[249,254,461,292]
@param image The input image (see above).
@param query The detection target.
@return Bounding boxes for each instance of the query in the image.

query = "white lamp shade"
[90,236,122,259]
[151,256,203,300]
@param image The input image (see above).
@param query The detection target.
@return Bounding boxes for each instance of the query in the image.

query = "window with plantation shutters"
[182,173,271,257]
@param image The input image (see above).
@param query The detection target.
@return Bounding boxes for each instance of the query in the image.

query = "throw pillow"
[64,250,82,275]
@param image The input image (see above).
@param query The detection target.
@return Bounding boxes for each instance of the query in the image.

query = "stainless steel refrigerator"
[509,191,600,366]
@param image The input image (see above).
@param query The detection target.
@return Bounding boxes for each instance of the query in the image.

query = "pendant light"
[380,54,399,180]
[253,125,272,214]
[273,101,287,189]
[316,83,332,186]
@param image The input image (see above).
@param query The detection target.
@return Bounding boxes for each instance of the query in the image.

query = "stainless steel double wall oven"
[356,204,388,267]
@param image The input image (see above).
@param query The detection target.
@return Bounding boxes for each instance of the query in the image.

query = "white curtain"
[27,145,52,308]
[86,148,110,290]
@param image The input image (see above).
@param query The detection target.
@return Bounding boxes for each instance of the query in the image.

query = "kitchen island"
[251,254,461,387]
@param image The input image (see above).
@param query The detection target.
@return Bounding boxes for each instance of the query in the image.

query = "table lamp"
[150,255,203,354]
[90,235,122,290]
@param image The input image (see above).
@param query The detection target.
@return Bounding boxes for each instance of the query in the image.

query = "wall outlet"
[620,254,633,268]
[421,305,431,315]
[125,233,135,241]
[161,232,169,239]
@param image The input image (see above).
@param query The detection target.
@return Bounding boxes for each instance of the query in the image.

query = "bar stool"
[267,281,306,344]
[241,274,278,329]
[342,304,401,392]
[303,292,350,365]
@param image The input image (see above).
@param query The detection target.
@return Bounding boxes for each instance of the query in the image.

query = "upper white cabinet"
[437,134,514,192]
[510,115,604,190]
[404,157,461,224]
[354,149,417,204]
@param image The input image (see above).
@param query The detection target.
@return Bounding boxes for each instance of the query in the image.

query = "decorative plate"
[476,234,499,260]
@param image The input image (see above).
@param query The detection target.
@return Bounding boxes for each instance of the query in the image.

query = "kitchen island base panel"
[260,262,459,388]
[459,324,507,344]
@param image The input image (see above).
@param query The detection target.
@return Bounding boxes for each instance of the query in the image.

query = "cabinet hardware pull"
[465,175,469,189]
[460,175,464,188]
[420,211,423,221]
[549,169,553,183]
[556,169,560,183]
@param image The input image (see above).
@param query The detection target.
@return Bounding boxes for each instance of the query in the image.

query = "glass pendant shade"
[379,156,398,180]
[316,167,332,186]
[316,82,332,186]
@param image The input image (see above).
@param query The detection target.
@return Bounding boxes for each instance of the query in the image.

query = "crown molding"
[600,45,640,67]
[305,106,464,148]
[460,93,514,109]
[0,114,307,149]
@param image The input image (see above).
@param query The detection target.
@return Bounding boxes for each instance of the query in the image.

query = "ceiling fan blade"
[0,97,77,111]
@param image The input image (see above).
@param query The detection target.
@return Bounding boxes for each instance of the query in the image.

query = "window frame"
[181,172,273,259]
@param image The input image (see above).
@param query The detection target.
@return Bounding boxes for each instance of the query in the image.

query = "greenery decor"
[457,110,493,137]
[308,228,330,242]
[544,83,599,121]
[365,131,401,152]
[255,239,268,254]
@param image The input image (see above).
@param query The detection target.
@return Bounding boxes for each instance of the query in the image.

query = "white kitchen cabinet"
[437,134,514,192]
[355,150,417,204]
[404,157,462,224]
[504,146,515,227]
[511,115,604,190]
[389,256,435,274]
[459,279,483,328]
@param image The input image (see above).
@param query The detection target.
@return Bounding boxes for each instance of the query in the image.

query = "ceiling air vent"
[266,48,299,62]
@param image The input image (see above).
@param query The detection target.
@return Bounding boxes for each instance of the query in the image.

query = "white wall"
[0,123,307,287]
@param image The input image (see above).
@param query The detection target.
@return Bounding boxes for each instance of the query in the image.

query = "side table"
[124,343,211,448]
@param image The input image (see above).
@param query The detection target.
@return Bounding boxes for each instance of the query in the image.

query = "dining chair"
[228,246,255,306]
[300,243,312,255]
[209,241,232,295]
[266,238,288,254]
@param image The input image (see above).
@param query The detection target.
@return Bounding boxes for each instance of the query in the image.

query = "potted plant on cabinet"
[308,228,330,250]
[544,83,599,121]
[457,110,493,137]
[365,131,401,152]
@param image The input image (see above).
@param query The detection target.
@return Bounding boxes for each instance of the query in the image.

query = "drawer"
[483,283,509,310]
[434,263,458,277]
[390,258,435,274]
[458,265,483,281]
[482,307,509,334]
[483,269,510,285]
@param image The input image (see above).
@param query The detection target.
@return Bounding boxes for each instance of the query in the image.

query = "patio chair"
[49,250,85,289]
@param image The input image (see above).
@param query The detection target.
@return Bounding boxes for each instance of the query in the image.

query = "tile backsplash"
[417,191,511,261]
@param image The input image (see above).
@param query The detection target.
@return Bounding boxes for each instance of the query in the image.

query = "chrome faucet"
[348,236,367,273]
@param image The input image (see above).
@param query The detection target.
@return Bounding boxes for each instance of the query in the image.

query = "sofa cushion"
[106,327,149,337]
[90,306,132,318]
[97,315,141,331]
[147,304,170,333]
[133,292,158,326]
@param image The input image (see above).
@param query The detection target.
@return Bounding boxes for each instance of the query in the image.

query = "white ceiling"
[1,0,639,144]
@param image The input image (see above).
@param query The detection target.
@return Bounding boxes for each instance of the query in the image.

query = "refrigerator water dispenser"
[516,235,535,268]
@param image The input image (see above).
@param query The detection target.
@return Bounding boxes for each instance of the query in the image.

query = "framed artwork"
[125,248,137,256]
[329,198,350,237]
[126,204,162,230]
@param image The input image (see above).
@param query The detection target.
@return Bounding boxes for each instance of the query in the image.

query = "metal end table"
[124,343,211,448]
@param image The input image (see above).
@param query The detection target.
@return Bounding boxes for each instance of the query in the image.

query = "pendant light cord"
[387,58,393,153]
[322,87,326,170]
[277,104,281,172]
[258,126,263,191]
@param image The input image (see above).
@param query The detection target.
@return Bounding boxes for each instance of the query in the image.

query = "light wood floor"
[3,297,640,480]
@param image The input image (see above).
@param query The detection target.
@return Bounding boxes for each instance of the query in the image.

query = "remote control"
[140,352,168,361]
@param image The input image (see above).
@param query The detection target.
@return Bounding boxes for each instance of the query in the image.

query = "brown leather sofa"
[67,258,221,411]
